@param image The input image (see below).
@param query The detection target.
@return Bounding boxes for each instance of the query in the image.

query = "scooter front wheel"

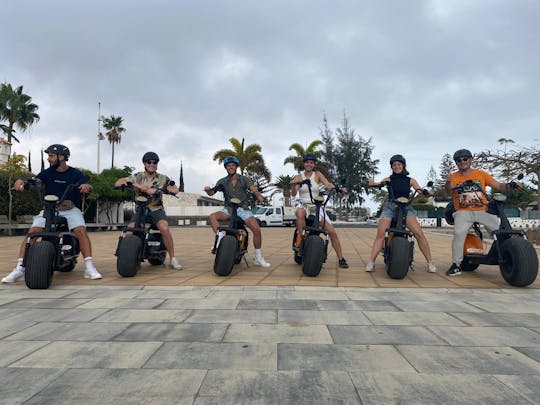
[500,237,538,287]
[117,236,142,277]
[302,235,324,277]
[214,235,237,276]
[386,236,411,279]
[25,241,55,289]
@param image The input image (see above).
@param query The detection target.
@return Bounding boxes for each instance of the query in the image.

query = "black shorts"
[146,208,167,225]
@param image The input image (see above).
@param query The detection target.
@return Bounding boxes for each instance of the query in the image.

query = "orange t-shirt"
[450,169,494,211]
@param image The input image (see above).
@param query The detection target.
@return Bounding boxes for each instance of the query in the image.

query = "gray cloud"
[2,0,538,208]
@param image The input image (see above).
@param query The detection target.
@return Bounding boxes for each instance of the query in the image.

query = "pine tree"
[179,161,185,192]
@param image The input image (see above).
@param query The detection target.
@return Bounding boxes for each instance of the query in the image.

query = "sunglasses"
[145,160,159,165]
[455,157,469,163]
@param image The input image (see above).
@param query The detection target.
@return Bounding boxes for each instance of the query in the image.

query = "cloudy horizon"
[2,0,539,210]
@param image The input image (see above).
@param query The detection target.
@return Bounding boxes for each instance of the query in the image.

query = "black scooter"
[371,181,432,279]
[211,184,250,276]
[115,181,177,277]
[445,175,538,287]
[22,179,82,289]
[292,179,339,277]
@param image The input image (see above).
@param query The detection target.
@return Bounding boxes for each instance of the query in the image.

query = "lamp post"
[97,102,105,173]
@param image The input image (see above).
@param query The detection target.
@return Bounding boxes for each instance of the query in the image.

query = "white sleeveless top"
[298,171,323,203]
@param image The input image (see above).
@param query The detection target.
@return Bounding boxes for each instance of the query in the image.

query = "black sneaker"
[446,263,462,276]
[339,258,349,269]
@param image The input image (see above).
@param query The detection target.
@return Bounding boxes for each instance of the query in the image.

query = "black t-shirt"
[389,174,411,200]
[36,167,89,209]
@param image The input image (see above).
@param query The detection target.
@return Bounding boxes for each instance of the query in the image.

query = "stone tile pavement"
[1,227,539,403]
[1,227,538,288]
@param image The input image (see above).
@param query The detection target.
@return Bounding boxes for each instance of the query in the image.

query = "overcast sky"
[2,0,538,209]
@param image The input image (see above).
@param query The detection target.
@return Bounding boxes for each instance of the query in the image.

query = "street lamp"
[97,101,105,173]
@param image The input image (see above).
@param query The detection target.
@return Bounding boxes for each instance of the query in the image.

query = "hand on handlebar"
[79,184,92,194]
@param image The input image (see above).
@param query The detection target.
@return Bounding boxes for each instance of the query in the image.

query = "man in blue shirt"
[2,144,102,283]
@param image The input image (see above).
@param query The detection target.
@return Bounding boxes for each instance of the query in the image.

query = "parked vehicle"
[254,205,296,227]
[21,179,81,289]
[370,181,433,279]
[115,181,177,277]
[212,185,250,276]
[445,174,538,287]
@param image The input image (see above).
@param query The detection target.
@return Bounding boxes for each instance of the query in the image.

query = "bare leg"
[245,217,262,249]
[156,219,175,259]
[406,216,433,262]
[369,218,391,262]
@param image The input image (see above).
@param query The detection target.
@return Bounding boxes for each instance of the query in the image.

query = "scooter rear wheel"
[500,237,538,287]
[386,236,411,279]
[25,241,55,289]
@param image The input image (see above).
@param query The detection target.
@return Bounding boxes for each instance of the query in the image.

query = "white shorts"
[31,207,86,230]
[295,201,332,224]
[221,207,254,221]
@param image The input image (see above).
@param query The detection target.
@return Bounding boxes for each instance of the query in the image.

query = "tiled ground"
[0,226,538,288]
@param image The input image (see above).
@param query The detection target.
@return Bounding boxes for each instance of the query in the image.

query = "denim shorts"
[221,207,254,221]
[31,207,86,230]
[380,202,417,218]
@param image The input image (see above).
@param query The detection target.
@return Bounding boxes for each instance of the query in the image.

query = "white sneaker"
[84,267,102,280]
[169,257,183,270]
[2,267,25,283]
[252,256,271,268]
[427,261,437,273]
[365,261,375,272]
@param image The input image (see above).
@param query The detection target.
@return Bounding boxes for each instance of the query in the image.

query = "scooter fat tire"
[25,241,55,289]
[386,236,410,279]
[117,236,142,277]
[214,235,237,276]
[499,237,539,287]
[460,262,479,272]
[302,235,325,277]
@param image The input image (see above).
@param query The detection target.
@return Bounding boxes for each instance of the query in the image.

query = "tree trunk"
[111,143,115,168]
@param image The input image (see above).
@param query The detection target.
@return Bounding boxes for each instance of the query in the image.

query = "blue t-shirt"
[37,167,89,209]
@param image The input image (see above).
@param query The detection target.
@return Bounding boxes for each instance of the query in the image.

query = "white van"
[254,206,296,227]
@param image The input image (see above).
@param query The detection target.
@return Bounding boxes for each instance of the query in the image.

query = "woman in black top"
[366,155,436,273]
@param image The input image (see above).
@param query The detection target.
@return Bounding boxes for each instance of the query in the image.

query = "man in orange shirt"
[445,149,513,276]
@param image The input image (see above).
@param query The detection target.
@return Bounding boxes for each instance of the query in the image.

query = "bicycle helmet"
[142,151,159,163]
[223,156,239,167]
[389,154,406,166]
[45,144,70,161]
[453,149,473,161]
[302,153,318,163]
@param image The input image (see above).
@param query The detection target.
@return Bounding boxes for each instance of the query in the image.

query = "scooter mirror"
[426,181,434,187]
[517,173,524,181]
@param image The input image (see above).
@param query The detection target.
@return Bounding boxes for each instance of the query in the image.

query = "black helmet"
[390,154,406,165]
[444,201,455,225]
[453,149,472,161]
[223,156,239,167]
[142,151,159,163]
[45,144,70,161]
[302,153,318,163]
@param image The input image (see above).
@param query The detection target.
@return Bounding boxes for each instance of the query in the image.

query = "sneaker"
[446,263,461,276]
[211,232,225,254]
[2,267,25,283]
[169,257,183,270]
[427,261,437,273]
[83,267,102,280]
[252,256,271,268]
[338,258,349,269]
[365,261,375,272]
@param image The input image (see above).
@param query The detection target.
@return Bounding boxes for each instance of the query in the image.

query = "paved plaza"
[0,227,539,404]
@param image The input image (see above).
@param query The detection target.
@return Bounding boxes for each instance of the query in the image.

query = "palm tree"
[271,174,294,206]
[213,137,271,182]
[0,83,40,150]
[283,140,323,172]
[102,115,125,168]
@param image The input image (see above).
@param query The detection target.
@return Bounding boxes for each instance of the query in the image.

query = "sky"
[1,0,539,211]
